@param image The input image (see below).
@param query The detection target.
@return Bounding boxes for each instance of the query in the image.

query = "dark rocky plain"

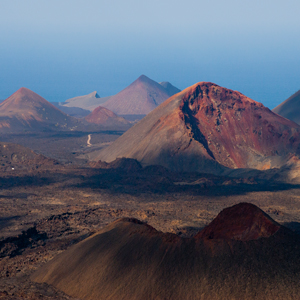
[1,131,300,299]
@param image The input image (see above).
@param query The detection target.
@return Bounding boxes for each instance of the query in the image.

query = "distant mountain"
[91,82,300,173]
[118,114,146,122]
[159,81,181,96]
[32,203,300,300]
[63,91,110,111]
[85,106,130,128]
[51,102,90,118]
[272,90,300,124]
[0,87,81,132]
[101,75,181,115]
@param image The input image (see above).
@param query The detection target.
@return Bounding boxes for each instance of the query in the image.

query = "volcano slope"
[273,90,300,125]
[84,106,130,128]
[101,75,180,115]
[159,81,181,96]
[63,91,110,111]
[32,203,300,300]
[92,82,300,173]
[0,87,81,132]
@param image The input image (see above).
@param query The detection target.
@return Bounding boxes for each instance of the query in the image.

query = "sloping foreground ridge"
[32,203,300,300]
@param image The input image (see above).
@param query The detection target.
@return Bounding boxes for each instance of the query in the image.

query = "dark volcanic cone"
[85,106,130,127]
[0,87,81,132]
[92,82,300,173]
[32,203,300,300]
[273,90,300,125]
[101,75,179,115]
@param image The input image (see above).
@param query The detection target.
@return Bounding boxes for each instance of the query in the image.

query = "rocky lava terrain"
[2,82,300,299]
[1,152,300,299]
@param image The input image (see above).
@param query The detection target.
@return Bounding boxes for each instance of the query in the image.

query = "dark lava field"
[1,132,300,298]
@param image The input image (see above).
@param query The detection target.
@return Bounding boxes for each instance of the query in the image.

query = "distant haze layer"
[1,1,299,108]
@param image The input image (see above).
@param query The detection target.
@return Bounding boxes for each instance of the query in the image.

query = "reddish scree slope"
[85,106,129,126]
[32,203,300,300]
[0,87,79,131]
[94,82,300,171]
[101,75,176,115]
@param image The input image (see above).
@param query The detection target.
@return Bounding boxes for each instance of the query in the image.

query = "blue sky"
[0,0,299,108]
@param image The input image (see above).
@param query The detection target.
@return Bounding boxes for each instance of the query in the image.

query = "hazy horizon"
[1,0,299,109]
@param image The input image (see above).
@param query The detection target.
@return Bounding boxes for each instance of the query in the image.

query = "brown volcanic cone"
[0,87,80,131]
[101,75,178,115]
[195,203,280,241]
[32,203,300,300]
[85,106,130,127]
[92,82,300,172]
[273,90,300,125]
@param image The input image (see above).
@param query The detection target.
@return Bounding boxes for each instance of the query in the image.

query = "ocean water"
[1,31,299,109]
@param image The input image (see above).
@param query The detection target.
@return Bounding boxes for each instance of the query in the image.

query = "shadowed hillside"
[32,203,300,300]
[0,142,58,171]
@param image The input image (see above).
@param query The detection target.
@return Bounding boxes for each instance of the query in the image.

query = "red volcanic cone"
[195,202,280,241]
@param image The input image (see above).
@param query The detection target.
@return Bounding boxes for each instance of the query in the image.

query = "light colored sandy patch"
[47,198,65,205]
